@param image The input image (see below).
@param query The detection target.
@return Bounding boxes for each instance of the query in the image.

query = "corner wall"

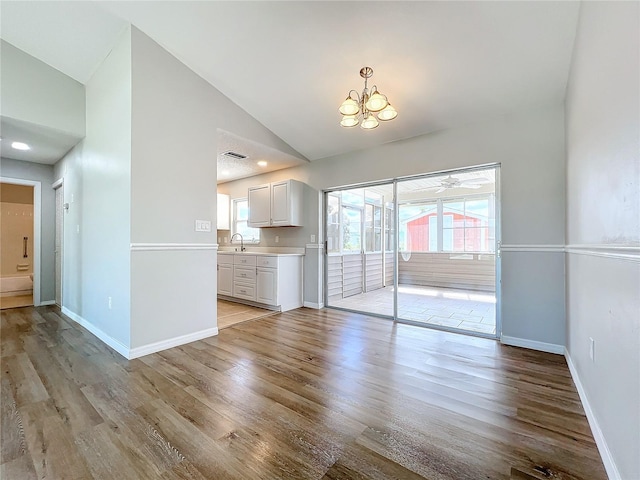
[54,28,132,352]
[565,2,640,479]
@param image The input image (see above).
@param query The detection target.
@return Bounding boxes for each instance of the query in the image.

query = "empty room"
[1,1,638,479]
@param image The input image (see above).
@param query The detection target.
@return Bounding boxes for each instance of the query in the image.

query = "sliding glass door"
[324,165,500,338]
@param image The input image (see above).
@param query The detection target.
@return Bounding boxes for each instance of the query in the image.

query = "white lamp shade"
[339,97,360,115]
[365,89,388,112]
[340,115,359,127]
[361,114,379,129]
[377,103,397,121]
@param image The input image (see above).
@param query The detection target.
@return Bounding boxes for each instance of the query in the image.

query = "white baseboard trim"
[38,300,56,306]
[500,335,564,354]
[128,327,219,359]
[61,307,130,359]
[565,348,621,480]
[303,301,324,309]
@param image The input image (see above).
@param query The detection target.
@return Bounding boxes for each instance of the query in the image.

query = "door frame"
[53,178,64,307]
[323,163,502,339]
[1,176,42,306]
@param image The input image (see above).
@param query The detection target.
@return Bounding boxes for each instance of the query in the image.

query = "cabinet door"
[248,184,271,227]
[256,267,277,305]
[270,181,290,226]
[217,264,233,296]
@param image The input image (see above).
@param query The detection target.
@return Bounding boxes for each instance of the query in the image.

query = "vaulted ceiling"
[1,1,580,162]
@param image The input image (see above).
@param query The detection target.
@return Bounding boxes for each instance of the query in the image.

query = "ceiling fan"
[426,175,492,193]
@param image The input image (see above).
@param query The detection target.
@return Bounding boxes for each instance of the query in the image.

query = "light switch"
[195,220,212,232]
[310,234,316,243]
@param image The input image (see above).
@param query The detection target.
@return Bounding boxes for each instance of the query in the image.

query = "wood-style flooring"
[1,305,606,479]
[217,299,276,330]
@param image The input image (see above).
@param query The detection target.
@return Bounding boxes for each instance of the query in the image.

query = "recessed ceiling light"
[257,161,268,167]
[11,141,30,151]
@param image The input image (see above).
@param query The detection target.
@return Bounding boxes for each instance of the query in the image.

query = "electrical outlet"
[223,236,228,243]
[108,297,112,310]
[310,234,316,243]
[275,235,280,243]
[589,337,595,361]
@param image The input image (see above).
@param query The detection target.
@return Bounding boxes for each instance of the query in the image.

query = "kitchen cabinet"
[216,253,303,311]
[248,179,303,227]
[217,255,233,296]
[216,193,230,230]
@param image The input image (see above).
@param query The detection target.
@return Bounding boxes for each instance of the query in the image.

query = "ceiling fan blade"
[463,177,491,184]
[459,183,482,189]
[435,187,447,193]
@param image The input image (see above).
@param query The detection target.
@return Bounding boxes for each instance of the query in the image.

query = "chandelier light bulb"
[365,88,388,112]
[340,115,359,127]
[361,114,379,130]
[378,103,398,121]
[339,97,360,116]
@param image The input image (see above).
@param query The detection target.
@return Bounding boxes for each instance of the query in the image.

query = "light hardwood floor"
[1,306,606,479]
[217,299,276,330]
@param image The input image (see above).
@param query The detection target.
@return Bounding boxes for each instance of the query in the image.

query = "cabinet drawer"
[256,256,277,268]
[234,255,256,266]
[233,282,255,300]
[234,266,255,282]
[217,254,233,265]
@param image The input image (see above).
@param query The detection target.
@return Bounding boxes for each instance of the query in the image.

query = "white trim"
[565,349,621,480]
[128,327,219,359]
[500,335,564,354]
[566,244,640,262]
[52,178,63,189]
[305,244,324,249]
[38,300,56,306]
[501,244,565,253]
[303,301,324,309]
[1,176,41,306]
[130,243,218,251]
[61,307,130,359]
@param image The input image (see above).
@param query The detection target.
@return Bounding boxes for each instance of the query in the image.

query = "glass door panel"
[325,184,394,318]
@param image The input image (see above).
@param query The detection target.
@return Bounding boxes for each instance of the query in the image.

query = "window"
[342,206,362,252]
[327,193,341,253]
[365,203,382,252]
[384,205,394,252]
[399,195,494,253]
[232,198,260,243]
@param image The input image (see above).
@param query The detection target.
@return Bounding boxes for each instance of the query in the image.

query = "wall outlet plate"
[195,220,212,232]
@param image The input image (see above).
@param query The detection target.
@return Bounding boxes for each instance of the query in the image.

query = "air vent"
[222,151,247,160]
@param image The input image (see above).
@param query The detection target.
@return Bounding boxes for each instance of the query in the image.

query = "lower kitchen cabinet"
[217,253,303,312]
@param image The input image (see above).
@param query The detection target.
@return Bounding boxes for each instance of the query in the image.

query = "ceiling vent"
[222,151,247,160]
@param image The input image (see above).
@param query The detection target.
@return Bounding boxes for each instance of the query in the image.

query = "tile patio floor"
[330,285,497,335]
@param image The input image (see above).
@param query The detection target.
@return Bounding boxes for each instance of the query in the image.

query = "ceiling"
[1,1,580,163]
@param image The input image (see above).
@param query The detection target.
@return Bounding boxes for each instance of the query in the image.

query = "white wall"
[565,2,640,479]
[54,28,132,349]
[0,158,55,302]
[220,104,567,347]
[1,40,85,137]
[129,27,305,349]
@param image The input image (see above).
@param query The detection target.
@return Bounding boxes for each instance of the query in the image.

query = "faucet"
[230,233,245,252]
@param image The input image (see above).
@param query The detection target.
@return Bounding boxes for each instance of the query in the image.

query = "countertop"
[218,249,304,257]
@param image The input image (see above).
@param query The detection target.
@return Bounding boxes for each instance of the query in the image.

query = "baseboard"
[61,307,130,359]
[500,335,564,354]
[565,348,621,480]
[128,327,219,360]
[38,300,56,306]
[303,301,324,309]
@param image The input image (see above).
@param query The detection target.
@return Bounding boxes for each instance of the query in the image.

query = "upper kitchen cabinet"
[248,179,304,227]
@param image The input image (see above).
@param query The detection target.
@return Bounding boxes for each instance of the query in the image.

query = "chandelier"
[338,67,398,129]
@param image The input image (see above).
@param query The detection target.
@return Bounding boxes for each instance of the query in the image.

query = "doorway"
[324,165,500,338]
[1,181,36,308]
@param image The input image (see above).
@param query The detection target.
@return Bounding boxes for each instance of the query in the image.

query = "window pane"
[236,200,249,222]
[342,189,364,207]
[342,207,362,252]
[236,221,260,242]
[465,199,489,227]
[233,199,260,243]
[428,216,438,252]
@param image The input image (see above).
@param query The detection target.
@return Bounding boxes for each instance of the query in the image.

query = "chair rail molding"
[130,243,219,251]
